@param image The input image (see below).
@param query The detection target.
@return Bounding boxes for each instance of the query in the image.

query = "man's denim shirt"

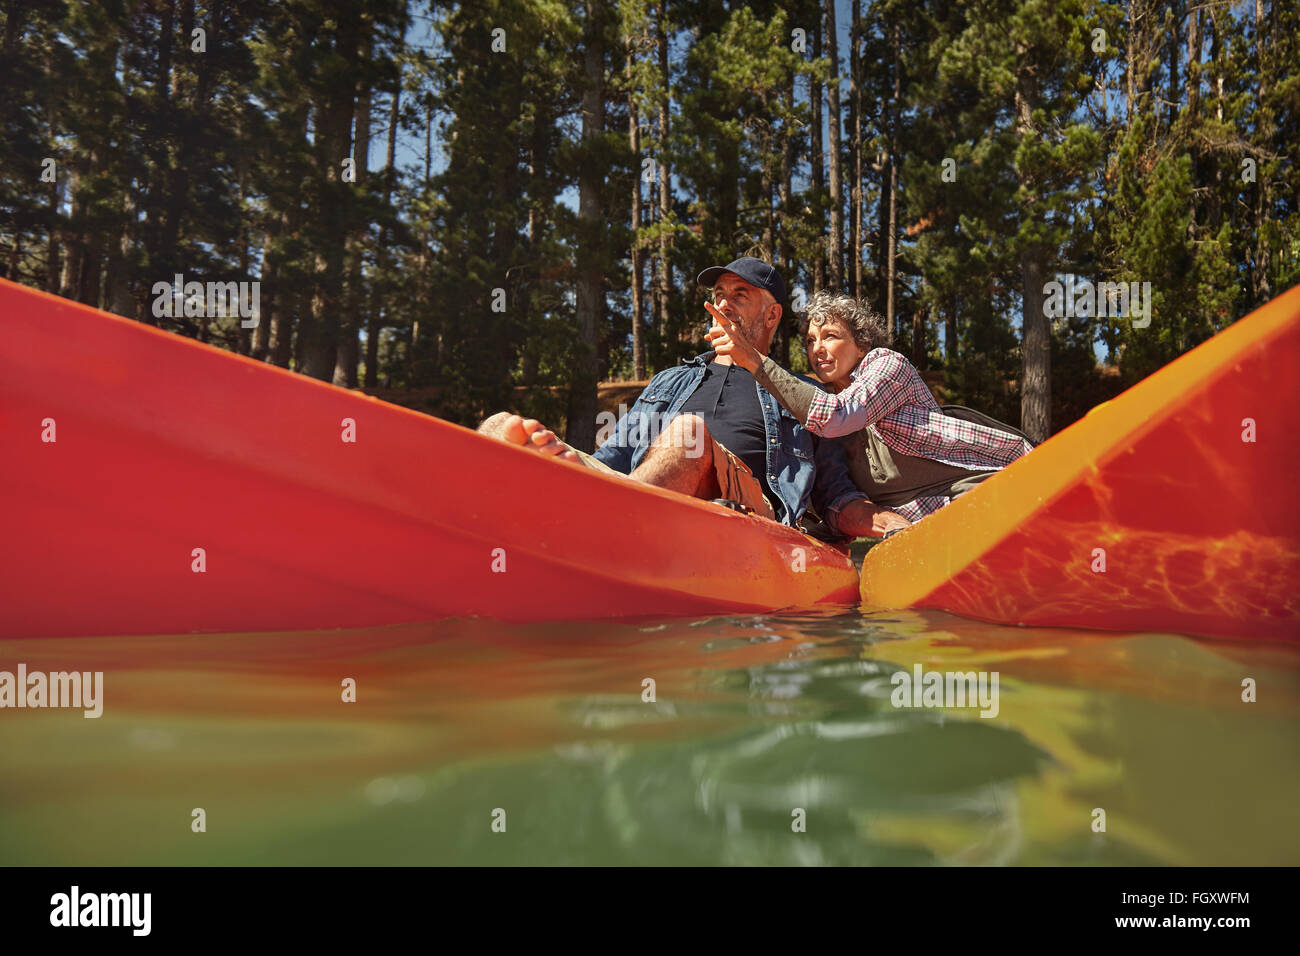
[592,352,868,533]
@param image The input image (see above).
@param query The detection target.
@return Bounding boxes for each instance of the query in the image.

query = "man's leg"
[629,413,720,497]
[479,412,772,516]
[631,415,775,517]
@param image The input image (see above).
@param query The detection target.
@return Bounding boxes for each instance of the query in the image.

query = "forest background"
[1,0,1296,449]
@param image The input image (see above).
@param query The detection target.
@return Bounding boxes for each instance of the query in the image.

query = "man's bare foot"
[495,414,580,462]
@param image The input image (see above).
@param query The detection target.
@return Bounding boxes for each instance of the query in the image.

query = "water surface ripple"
[1,608,1296,865]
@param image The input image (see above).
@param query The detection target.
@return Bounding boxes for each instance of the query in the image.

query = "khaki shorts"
[574,440,776,520]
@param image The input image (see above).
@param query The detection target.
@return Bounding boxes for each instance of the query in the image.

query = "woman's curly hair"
[799,291,891,353]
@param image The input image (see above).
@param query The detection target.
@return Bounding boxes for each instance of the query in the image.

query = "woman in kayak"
[706,290,1034,528]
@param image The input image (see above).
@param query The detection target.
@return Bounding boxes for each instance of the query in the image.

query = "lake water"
[1,606,1296,866]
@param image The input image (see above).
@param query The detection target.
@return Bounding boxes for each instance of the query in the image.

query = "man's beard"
[737,319,768,355]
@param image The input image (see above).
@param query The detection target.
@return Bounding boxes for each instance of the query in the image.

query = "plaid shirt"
[806,348,1033,522]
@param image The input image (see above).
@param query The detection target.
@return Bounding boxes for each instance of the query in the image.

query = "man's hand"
[871,509,911,536]
[836,498,912,538]
[705,301,762,373]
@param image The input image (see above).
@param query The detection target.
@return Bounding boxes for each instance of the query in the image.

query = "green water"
[1,608,1297,865]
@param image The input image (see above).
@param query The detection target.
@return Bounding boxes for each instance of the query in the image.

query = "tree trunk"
[268,170,299,369]
[1125,0,1138,116]
[521,86,552,391]
[5,235,19,282]
[106,207,136,318]
[45,192,61,295]
[1126,0,1157,121]
[1252,0,1271,304]
[850,0,863,299]
[44,104,61,295]
[911,308,926,370]
[141,0,175,286]
[232,110,253,354]
[424,97,433,186]
[1164,0,1183,130]
[302,13,360,381]
[268,260,294,369]
[885,23,899,333]
[59,166,83,302]
[717,133,739,265]
[1020,250,1050,441]
[570,0,605,453]
[368,84,401,388]
[946,294,958,362]
[811,20,825,292]
[1015,75,1050,443]
[759,109,774,261]
[80,234,102,308]
[302,112,351,379]
[825,0,843,290]
[628,49,646,380]
[1183,1,1204,262]
[253,229,273,361]
[162,0,207,276]
[335,22,373,388]
[655,0,671,340]
[774,77,795,365]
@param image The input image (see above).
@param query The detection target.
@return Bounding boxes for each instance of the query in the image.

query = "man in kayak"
[477,256,910,538]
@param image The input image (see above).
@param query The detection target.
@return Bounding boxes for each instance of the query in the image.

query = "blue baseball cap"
[697,256,787,309]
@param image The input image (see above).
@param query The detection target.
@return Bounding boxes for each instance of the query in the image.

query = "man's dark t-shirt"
[677,361,775,502]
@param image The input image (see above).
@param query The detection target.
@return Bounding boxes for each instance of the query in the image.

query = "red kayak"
[0,279,858,638]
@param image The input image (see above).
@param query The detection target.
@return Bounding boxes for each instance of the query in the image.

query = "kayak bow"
[0,279,858,638]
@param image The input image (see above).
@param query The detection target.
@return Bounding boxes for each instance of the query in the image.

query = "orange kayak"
[0,278,857,638]
[861,284,1300,642]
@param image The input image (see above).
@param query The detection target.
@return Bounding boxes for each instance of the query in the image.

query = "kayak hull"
[0,279,858,638]
[861,285,1300,643]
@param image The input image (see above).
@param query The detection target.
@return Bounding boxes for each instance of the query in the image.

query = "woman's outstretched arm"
[753,350,911,438]
[752,355,822,421]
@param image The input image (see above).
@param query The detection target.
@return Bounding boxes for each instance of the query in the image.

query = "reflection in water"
[0,608,1296,865]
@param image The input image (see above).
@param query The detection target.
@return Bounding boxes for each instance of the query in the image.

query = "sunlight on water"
[1,609,1296,865]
